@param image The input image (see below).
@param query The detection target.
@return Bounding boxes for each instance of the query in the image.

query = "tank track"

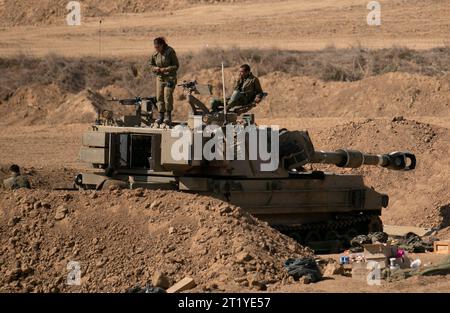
[273,214,379,232]
[272,213,382,249]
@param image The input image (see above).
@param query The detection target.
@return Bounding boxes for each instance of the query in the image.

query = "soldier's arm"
[254,77,264,98]
[233,79,240,91]
[163,50,179,73]
[150,55,159,73]
[2,178,13,190]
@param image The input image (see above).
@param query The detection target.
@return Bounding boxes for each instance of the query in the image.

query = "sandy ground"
[0,124,86,169]
[0,0,449,57]
[1,0,450,293]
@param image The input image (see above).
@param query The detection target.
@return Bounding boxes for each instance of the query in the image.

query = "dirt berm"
[311,117,450,229]
[0,189,311,293]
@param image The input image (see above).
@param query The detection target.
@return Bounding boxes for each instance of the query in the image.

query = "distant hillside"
[0,0,250,26]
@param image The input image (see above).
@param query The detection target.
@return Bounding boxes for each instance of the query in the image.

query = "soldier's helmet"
[9,164,20,174]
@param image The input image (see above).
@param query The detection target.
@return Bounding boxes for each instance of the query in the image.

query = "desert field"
[0,0,449,56]
[0,0,450,293]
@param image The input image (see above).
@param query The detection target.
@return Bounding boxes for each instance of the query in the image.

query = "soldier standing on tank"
[2,164,31,190]
[150,37,179,125]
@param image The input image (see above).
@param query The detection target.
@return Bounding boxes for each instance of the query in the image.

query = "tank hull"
[76,124,393,250]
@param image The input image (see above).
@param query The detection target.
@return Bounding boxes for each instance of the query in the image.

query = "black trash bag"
[398,232,433,253]
[126,285,166,293]
[368,232,389,243]
[349,246,364,253]
[350,235,371,247]
[284,258,322,283]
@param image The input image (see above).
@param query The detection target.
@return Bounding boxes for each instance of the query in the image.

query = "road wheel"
[305,230,321,243]
[344,228,359,244]
[325,230,339,241]
[289,232,303,243]
[368,217,383,233]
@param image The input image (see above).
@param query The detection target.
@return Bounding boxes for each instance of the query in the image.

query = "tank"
[75,81,416,250]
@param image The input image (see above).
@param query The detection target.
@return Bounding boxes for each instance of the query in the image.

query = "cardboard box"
[363,243,394,257]
[363,244,394,269]
[434,241,450,254]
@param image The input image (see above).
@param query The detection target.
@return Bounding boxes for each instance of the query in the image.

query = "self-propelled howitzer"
[75,84,416,249]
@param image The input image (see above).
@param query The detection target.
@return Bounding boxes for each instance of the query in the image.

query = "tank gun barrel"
[279,130,417,171]
[311,150,416,171]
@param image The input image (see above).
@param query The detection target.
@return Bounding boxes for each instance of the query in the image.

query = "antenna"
[222,62,227,125]
[99,19,102,59]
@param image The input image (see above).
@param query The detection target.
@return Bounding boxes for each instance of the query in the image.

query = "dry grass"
[0,54,152,99]
[189,46,450,81]
[1,46,449,100]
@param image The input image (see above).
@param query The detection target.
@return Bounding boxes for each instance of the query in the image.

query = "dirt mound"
[0,84,67,126]
[0,83,99,126]
[0,165,9,182]
[310,117,450,229]
[436,226,450,240]
[0,85,136,126]
[254,72,450,119]
[0,189,310,292]
[0,0,249,26]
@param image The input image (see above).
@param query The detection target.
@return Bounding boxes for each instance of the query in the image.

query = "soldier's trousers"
[228,90,249,108]
[156,76,177,113]
[210,91,249,111]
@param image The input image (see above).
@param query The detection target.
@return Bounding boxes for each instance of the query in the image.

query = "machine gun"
[105,96,157,127]
[178,80,213,116]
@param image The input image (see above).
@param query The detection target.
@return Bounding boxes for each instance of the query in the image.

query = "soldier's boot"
[165,111,172,125]
[156,112,165,124]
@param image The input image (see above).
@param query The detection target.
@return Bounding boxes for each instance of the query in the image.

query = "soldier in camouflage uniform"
[211,64,264,111]
[2,164,31,190]
[150,37,179,125]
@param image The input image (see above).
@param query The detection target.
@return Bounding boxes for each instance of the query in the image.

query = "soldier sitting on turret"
[211,64,265,112]
[2,164,31,190]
